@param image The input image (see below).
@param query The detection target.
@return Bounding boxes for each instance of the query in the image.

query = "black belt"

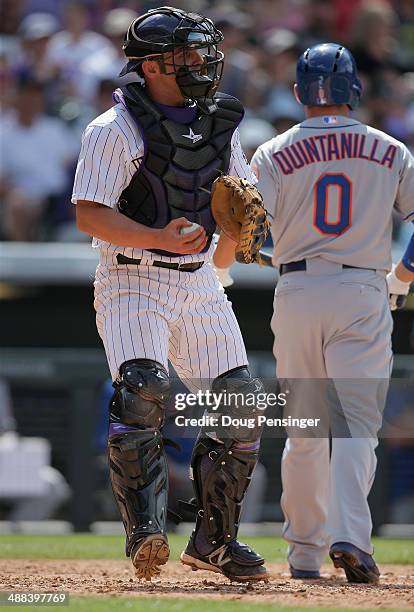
[116,253,204,272]
[279,260,375,276]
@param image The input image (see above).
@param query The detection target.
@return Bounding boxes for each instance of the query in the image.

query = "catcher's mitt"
[211,175,270,264]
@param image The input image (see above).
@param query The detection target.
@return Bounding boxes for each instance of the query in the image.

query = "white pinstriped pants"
[94,260,248,383]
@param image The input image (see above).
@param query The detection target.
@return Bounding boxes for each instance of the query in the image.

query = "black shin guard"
[108,429,168,556]
[191,436,259,553]
[189,366,264,553]
[107,359,170,556]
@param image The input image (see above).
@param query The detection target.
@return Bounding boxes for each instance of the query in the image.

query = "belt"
[279,259,375,276]
[116,253,204,272]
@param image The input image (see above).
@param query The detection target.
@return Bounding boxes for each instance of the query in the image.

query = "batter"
[251,43,414,583]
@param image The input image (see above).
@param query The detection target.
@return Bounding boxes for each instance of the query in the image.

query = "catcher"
[72,6,270,583]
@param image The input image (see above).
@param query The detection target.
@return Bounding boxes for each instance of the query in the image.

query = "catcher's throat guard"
[210,175,271,264]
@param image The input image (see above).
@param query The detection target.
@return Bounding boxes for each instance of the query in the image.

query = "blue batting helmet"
[296,43,362,110]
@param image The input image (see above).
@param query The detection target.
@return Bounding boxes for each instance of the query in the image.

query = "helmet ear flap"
[350,78,362,110]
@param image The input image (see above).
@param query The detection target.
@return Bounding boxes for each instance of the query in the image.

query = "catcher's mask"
[120,6,224,102]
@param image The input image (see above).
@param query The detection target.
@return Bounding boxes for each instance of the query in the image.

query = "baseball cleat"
[329,542,380,583]
[181,535,270,582]
[131,533,170,581]
[290,566,321,579]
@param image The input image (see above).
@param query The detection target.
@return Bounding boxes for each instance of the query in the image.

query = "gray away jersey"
[251,115,414,271]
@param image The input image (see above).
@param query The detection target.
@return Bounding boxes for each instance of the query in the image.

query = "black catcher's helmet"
[120,5,224,101]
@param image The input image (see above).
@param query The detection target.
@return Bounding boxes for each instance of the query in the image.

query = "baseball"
[179,222,201,235]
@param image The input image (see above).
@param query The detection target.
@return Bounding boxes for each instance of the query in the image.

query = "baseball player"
[247,44,414,582]
[71,6,268,582]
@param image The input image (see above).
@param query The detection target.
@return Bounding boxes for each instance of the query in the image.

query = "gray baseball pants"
[271,258,393,571]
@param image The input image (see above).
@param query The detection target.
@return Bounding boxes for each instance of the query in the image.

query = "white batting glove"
[214,266,234,288]
[386,264,410,310]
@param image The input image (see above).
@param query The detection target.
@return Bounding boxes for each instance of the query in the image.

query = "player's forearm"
[395,261,414,283]
[213,232,237,268]
[76,201,160,249]
[397,232,414,282]
[386,233,414,310]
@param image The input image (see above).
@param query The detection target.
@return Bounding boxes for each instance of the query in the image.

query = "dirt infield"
[0,560,413,609]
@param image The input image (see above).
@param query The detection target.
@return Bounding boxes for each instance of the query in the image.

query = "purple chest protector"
[114,83,243,257]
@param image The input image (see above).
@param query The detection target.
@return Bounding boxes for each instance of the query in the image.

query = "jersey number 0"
[313,173,352,235]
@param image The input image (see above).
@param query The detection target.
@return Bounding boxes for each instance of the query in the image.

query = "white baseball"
[179,222,201,235]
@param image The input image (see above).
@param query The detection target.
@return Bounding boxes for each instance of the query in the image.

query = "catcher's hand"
[211,175,270,264]
[386,264,410,310]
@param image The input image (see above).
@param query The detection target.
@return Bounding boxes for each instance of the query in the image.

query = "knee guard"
[110,359,170,429]
[107,359,170,556]
[212,366,265,444]
[189,367,264,551]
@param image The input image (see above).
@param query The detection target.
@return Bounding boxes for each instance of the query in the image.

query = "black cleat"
[181,534,270,583]
[290,566,321,579]
[329,541,380,584]
[131,533,170,581]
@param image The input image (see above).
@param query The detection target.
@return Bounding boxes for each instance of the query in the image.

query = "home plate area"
[0,560,413,609]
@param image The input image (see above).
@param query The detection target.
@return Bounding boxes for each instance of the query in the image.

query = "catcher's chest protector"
[116,84,243,256]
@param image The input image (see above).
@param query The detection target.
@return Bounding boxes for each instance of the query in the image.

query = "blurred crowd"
[0,0,413,242]
[1,1,413,528]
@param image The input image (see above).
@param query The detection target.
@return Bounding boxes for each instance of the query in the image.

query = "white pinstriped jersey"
[72,96,252,381]
[251,116,414,271]
[71,101,255,265]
